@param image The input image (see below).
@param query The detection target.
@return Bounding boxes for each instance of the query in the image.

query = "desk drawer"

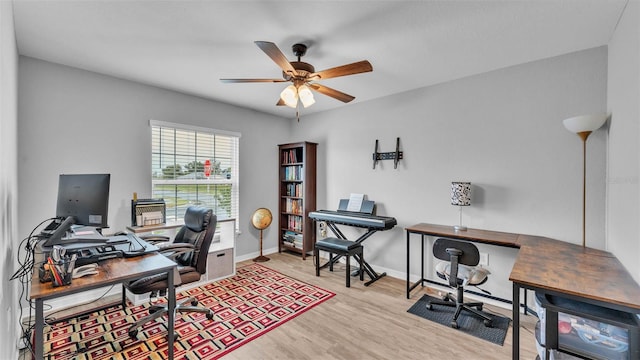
[207,248,234,281]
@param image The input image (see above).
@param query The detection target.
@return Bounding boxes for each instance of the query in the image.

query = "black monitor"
[56,173,111,228]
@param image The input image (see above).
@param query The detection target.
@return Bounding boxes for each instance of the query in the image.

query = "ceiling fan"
[220,41,373,109]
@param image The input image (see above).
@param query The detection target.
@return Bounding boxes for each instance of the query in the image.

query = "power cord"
[12,218,118,358]
[12,217,57,358]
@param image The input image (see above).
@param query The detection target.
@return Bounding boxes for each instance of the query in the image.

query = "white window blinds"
[150,120,240,227]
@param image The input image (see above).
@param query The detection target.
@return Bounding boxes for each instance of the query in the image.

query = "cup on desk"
[136,215,142,226]
[42,257,75,287]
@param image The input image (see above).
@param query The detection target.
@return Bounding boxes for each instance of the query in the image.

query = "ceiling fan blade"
[255,41,298,77]
[220,78,287,83]
[310,60,372,80]
[308,83,355,103]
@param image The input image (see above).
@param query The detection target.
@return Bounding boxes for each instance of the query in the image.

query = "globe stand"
[253,229,270,262]
[251,208,272,262]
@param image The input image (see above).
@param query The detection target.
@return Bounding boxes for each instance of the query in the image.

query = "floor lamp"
[562,114,607,248]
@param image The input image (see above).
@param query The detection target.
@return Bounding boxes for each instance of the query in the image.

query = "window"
[150,120,240,228]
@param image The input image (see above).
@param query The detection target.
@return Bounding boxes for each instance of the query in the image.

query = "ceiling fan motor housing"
[292,43,307,58]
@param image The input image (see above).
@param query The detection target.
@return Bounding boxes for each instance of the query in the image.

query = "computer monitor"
[56,173,111,228]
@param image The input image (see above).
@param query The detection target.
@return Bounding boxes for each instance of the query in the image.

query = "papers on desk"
[66,226,106,241]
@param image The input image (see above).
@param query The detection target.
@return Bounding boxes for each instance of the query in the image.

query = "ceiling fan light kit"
[221,41,372,113]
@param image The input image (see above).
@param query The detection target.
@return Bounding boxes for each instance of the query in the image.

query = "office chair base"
[427,295,493,328]
[128,296,214,339]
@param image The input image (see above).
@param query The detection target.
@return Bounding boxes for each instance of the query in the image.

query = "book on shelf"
[282,149,300,164]
[282,230,302,241]
[287,215,302,232]
[282,230,304,248]
[284,166,303,181]
[284,198,302,214]
[285,183,303,197]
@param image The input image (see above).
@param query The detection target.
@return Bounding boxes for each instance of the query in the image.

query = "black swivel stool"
[314,237,363,287]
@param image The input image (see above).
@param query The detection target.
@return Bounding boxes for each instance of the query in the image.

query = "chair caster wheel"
[206,311,214,320]
[129,329,138,338]
[191,299,198,306]
[477,305,483,311]
[426,304,432,310]
[484,319,493,327]
[450,321,459,329]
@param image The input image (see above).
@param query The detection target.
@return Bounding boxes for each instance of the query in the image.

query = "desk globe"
[251,208,272,262]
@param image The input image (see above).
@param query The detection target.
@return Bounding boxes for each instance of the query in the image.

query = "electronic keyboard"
[308,210,397,230]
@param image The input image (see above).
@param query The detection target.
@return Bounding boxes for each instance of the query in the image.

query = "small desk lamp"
[451,182,471,231]
[562,113,607,248]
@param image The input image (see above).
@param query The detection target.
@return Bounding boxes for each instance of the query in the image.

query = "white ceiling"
[12,0,627,119]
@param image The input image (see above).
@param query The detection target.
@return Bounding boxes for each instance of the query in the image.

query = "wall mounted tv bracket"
[372,137,403,169]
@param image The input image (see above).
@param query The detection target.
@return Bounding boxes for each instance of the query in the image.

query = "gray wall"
[1,2,19,359]
[17,57,290,259]
[607,2,640,283]
[291,47,608,301]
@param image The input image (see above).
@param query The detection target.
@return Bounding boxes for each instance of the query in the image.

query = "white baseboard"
[235,246,279,263]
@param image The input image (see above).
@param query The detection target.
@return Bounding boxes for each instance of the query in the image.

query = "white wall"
[17,57,290,260]
[0,1,20,358]
[607,2,640,283]
[291,47,608,301]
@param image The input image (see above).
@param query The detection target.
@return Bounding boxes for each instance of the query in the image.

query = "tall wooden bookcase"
[278,142,317,259]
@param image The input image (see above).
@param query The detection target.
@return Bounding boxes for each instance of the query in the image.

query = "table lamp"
[451,182,471,231]
[562,113,607,247]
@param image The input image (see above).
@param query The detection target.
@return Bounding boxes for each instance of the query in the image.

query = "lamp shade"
[298,84,315,108]
[451,182,471,206]
[280,85,298,108]
[562,114,607,134]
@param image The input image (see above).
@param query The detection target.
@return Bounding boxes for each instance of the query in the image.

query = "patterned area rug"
[40,263,335,359]
[407,294,511,346]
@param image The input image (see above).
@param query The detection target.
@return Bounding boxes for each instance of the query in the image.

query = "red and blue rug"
[39,263,335,359]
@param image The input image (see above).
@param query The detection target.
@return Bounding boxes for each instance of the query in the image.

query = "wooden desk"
[511,234,640,359]
[405,223,520,300]
[30,253,177,360]
[405,223,640,359]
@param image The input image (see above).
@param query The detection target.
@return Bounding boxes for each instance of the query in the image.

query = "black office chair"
[124,206,217,338]
[426,238,493,329]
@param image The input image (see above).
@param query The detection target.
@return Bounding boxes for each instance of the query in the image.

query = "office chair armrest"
[157,243,196,261]
[140,235,171,244]
[157,242,194,252]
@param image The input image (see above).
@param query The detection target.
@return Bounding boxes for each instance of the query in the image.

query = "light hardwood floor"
[227,252,539,360]
[29,252,540,359]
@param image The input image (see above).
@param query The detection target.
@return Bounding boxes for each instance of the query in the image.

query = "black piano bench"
[314,237,363,287]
